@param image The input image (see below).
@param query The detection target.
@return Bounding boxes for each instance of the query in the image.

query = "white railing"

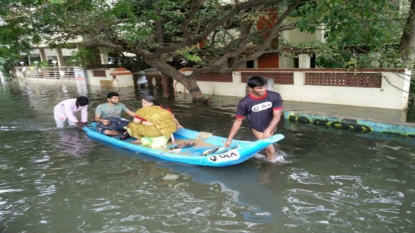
[16,66,75,79]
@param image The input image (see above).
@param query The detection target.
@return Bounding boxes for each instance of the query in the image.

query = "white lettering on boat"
[208,150,240,163]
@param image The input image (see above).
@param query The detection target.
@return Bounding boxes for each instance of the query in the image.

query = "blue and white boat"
[83,122,284,167]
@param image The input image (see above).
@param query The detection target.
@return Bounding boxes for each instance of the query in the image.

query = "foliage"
[1,0,414,100]
[36,61,50,68]
[2,0,306,100]
[67,47,101,67]
[293,0,407,68]
[0,1,36,75]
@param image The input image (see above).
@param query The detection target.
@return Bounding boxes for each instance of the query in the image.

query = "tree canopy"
[1,0,414,101]
[294,0,411,68]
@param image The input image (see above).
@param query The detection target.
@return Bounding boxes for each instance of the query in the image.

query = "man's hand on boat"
[76,122,87,129]
[261,129,274,139]
[224,139,232,148]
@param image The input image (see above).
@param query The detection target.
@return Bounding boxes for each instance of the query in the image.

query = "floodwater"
[1,80,415,233]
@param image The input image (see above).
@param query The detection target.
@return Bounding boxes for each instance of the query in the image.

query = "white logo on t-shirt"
[252,101,272,112]
[107,108,121,118]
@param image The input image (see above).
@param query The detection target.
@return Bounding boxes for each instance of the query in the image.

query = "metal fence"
[18,66,75,79]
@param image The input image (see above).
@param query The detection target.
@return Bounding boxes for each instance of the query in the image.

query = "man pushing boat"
[54,96,89,129]
[224,76,283,162]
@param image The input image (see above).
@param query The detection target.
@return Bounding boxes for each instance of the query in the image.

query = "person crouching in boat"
[123,95,182,146]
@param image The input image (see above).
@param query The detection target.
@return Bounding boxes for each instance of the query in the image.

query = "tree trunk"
[133,74,138,89]
[399,0,415,68]
[162,74,172,98]
[168,70,205,101]
[180,77,205,101]
[144,58,205,102]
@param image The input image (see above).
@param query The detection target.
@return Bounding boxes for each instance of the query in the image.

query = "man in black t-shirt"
[225,76,283,162]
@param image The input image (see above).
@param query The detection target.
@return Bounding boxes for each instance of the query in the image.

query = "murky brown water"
[1,80,415,232]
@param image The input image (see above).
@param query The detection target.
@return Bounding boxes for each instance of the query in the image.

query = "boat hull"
[83,123,284,167]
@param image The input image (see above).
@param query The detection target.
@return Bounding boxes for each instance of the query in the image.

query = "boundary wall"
[177,69,411,110]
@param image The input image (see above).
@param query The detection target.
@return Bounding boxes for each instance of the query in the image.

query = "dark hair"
[143,95,160,106]
[107,92,119,99]
[247,76,267,88]
[76,96,89,106]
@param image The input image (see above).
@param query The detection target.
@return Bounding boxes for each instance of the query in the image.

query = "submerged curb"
[283,111,415,139]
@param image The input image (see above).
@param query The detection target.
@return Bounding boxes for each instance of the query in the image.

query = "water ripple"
[0,189,24,194]
[1,83,415,233]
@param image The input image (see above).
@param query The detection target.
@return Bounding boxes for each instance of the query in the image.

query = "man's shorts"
[97,117,130,134]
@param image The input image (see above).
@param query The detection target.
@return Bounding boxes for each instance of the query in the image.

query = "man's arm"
[173,116,183,129]
[125,109,136,118]
[132,115,144,124]
[94,113,110,125]
[225,117,244,147]
[80,105,88,123]
[94,113,102,122]
[94,106,110,125]
[262,109,282,139]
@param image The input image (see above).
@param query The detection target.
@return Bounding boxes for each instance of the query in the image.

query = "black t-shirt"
[235,90,283,132]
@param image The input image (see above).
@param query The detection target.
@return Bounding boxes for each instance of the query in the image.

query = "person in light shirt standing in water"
[225,76,283,162]
[54,96,89,129]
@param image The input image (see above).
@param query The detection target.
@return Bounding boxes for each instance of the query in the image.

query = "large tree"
[3,0,415,101]
[0,0,303,100]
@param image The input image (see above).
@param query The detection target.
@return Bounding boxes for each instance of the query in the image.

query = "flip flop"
[168,141,195,150]
[119,132,130,140]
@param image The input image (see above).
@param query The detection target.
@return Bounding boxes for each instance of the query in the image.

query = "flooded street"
[1,80,415,232]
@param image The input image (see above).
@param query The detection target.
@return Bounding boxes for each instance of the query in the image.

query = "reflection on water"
[157,162,283,223]
[0,81,415,232]
[55,130,94,157]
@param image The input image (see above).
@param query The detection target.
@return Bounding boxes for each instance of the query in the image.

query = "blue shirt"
[235,91,283,132]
